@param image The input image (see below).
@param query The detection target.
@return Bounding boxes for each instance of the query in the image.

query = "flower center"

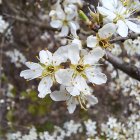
[76,65,84,73]
[47,65,55,73]
[113,14,125,23]
[99,39,109,48]
[42,65,55,77]
[120,0,130,6]
[63,20,68,25]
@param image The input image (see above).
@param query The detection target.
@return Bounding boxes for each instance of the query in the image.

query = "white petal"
[68,43,80,64]
[56,9,66,20]
[20,69,42,80]
[39,50,53,64]
[65,7,76,20]
[73,75,90,93]
[50,86,68,101]
[126,20,140,33]
[98,23,116,38]
[69,21,79,37]
[84,47,105,65]
[66,86,80,96]
[50,20,63,28]
[86,94,98,106]
[59,25,69,37]
[25,62,41,70]
[85,68,107,85]
[81,49,88,57]
[38,76,53,98]
[117,20,128,37]
[72,38,82,49]
[118,5,127,15]
[53,46,68,66]
[55,69,74,86]
[66,76,90,96]
[87,35,98,48]
[67,97,77,114]
[70,21,80,30]
[97,7,116,21]
[49,10,56,17]
[100,0,118,10]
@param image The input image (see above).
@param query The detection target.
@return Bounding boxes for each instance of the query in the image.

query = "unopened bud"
[79,10,91,25]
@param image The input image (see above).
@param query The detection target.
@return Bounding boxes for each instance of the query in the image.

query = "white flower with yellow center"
[55,45,107,94]
[20,47,68,98]
[87,23,116,49]
[97,0,140,37]
[50,85,98,114]
[49,4,79,37]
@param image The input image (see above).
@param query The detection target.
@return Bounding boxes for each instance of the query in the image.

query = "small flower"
[20,47,68,98]
[98,0,140,37]
[124,38,140,56]
[49,4,79,37]
[6,49,27,68]
[84,119,97,137]
[50,85,98,113]
[87,23,116,49]
[107,117,118,129]
[111,43,122,56]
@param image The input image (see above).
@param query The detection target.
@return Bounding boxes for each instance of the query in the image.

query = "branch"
[4,14,56,31]
[4,0,19,14]
[106,51,140,81]
[110,33,140,43]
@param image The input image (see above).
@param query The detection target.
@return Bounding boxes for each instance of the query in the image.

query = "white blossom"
[111,43,122,56]
[6,49,27,68]
[98,0,140,37]
[84,119,97,137]
[124,38,140,56]
[20,47,68,98]
[56,45,107,88]
[87,23,116,49]
[63,120,83,136]
[49,2,79,37]
[50,85,98,113]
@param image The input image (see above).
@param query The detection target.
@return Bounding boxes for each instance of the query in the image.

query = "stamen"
[76,65,84,72]
[78,96,87,111]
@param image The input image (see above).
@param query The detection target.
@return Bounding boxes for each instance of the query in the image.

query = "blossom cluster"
[20,40,107,113]
[20,0,140,113]
[6,49,27,68]
[6,112,140,140]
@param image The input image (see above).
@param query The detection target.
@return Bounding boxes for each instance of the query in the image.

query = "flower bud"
[79,10,91,25]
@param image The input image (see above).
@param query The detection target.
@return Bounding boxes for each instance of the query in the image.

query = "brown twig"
[4,14,56,31]
[110,33,140,43]
[106,33,140,81]
[106,51,140,81]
